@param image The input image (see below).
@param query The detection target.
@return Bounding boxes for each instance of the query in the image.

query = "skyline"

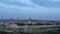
[0,0,60,20]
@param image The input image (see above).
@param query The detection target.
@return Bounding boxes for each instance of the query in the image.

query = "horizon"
[0,0,60,20]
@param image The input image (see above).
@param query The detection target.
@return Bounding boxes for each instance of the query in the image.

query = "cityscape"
[0,0,60,34]
[0,19,60,34]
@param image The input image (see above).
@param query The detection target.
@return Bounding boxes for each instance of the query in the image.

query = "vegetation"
[0,31,16,34]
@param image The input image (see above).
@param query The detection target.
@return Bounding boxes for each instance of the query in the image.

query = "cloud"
[31,0,60,8]
[0,0,60,20]
[0,0,36,7]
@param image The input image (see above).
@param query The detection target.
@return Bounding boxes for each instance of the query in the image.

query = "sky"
[0,0,60,20]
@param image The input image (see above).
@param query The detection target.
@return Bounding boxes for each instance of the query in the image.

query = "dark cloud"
[31,0,60,8]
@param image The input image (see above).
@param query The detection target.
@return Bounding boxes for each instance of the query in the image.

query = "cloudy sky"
[0,0,60,20]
